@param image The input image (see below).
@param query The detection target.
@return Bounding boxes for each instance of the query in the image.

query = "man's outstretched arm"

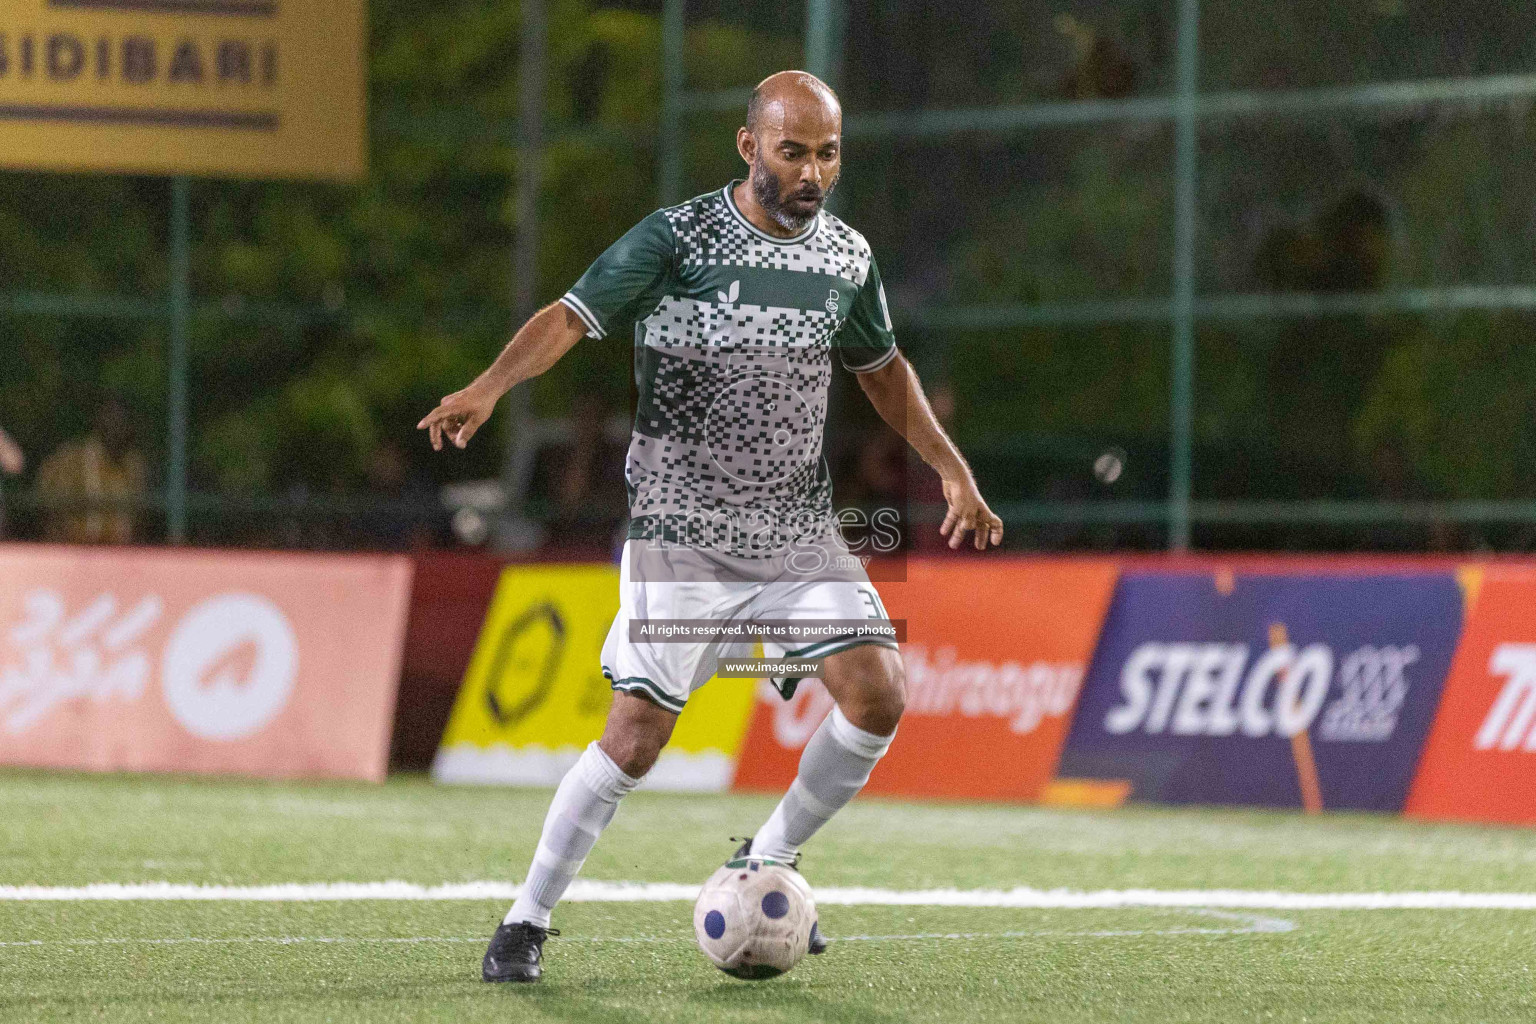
[856,354,1003,550]
[417,302,589,451]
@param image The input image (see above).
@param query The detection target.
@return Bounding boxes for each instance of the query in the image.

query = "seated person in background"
[0,423,21,539]
[0,425,21,476]
[37,400,147,545]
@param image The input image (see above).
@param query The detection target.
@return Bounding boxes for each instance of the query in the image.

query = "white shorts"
[600,541,899,713]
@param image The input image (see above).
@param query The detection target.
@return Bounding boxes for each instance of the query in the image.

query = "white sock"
[504,742,640,928]
[749,707,894,862]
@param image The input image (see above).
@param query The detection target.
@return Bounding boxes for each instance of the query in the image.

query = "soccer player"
[418,70,1003,983]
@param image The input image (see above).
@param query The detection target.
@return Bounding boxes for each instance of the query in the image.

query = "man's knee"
[599,730,665,779]
[855,663,906,737]
[826,646,906,737]
[598,691,677,778]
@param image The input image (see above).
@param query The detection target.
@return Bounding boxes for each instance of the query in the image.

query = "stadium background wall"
[2,546,1533,823]
[411,553,1536,824]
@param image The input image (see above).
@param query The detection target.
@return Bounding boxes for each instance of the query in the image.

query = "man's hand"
[940,473,1004,550]
[0,428,23,475]
[416,303,590,453]
[417,384,500,451]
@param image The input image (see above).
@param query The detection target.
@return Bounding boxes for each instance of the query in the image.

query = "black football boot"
[728,837,827,955]
[482,921,558,982]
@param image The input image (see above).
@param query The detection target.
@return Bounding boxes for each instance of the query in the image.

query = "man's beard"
[751,153,836,234]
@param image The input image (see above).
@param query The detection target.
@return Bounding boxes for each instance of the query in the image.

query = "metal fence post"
[803,0,843,87]
[498,0,545,550]
[1168,0,1200,552]
[804,0,845,219]
[659,0,685,206]
[167,176,191,544]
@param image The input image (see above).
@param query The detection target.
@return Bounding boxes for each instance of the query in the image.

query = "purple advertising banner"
[1056,571,1464,811]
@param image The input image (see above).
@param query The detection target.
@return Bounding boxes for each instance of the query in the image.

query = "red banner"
[0,545,412,781]
[731,558,1119,801]
[1407,568,1536,824]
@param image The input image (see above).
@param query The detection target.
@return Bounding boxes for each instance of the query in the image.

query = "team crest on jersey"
[718,279,740,304]
[825,288,840,315]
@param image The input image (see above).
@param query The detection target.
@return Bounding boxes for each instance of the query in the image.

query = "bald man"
[420,70,1002,983]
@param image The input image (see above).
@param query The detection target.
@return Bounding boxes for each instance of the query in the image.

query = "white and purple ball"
[693,856,816,979]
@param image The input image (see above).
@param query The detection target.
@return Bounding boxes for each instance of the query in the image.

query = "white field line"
[1,881,1535,910]
[0,910,1296,948]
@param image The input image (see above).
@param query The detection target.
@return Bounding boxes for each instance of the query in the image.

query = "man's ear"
[736,127,756,167]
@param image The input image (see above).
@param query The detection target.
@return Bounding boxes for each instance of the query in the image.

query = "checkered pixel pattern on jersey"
[663,194,874,284]
[627,461,834,555]
[644,297,841,353]
[630,343,830,470]
[626,448,831,516]
[625,190,866,557]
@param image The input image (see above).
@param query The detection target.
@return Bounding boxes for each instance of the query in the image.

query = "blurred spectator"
[37,399,147,545]
[542,408,629,558]
[365,441,441,550]
[1055,15,1139,101]
[1255,190,1390,293]
[555,406,609,521]
[1257,191,1396,499]
[0,423,23,540]
[0,425,21,476]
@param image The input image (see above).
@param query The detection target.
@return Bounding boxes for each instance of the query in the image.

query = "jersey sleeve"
[836,257,899,373]
[559,210,676,340]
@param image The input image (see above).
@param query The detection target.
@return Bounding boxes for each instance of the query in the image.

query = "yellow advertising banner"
[432,564,758,792]
[0,0,364,179]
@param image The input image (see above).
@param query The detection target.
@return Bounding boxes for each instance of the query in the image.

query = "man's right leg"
[484,692,676,982]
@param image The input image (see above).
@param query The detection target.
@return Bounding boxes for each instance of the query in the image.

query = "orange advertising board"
[1407,568,1536,824]
[731,558,1119,801]
[0,544,411,781]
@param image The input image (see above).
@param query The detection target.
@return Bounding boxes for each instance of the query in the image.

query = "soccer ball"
[693,856,816,980]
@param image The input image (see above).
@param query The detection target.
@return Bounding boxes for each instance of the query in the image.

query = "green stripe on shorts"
[608,675,686,713]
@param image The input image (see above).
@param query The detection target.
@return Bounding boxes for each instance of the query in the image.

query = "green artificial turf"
[3,769,1535,1022]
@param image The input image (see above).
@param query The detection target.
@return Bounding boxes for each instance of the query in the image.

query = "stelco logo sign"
[0,588,298,741]
[1103,641,1419,742]
[0,0,363,179]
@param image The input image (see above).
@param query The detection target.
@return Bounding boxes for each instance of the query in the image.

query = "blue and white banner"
[1056,571,1464,811]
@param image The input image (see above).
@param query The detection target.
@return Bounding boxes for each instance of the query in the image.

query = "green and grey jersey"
[560,181,898,559]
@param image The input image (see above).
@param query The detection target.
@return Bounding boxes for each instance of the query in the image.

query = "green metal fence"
[6,0,1536,550]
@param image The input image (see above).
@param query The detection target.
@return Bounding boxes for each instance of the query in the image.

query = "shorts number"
[858,586,887,620]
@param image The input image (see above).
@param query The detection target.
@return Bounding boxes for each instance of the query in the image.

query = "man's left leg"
[748,643,905,863]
